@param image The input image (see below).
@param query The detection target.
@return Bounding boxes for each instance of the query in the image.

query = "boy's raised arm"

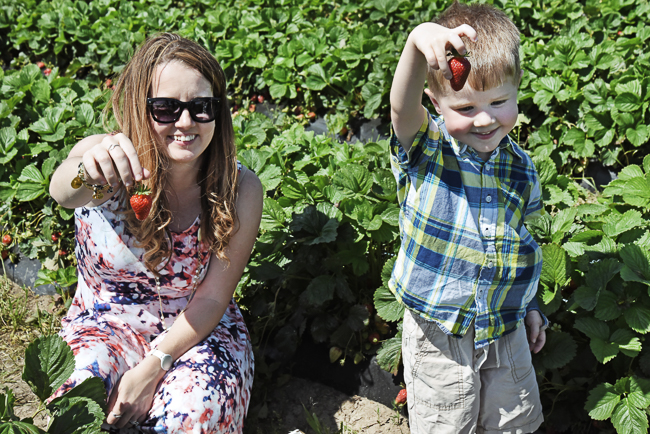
[390,23,477,152]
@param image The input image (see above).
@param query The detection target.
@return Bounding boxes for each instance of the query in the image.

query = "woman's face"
[149,61,215,168]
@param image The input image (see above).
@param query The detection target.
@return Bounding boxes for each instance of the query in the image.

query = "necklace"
[154,228,203,330]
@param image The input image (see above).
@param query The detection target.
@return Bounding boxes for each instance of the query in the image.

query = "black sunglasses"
[146,97,221,123]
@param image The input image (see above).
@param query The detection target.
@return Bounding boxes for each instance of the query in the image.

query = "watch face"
[161,354,173,370]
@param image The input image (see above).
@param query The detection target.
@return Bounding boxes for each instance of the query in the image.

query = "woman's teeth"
[173,135,196,142]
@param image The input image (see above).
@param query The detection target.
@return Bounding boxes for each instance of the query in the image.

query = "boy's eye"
[492,99,507,106]
[457,106,474,112]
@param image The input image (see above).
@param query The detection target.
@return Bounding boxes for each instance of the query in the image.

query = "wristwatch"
[149,349,173,371]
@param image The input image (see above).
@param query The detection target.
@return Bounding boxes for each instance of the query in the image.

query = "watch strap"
[149,349,173,371]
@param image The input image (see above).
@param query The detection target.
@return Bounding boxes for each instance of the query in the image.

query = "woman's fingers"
[111,133,145,185]
[82,133,147,190]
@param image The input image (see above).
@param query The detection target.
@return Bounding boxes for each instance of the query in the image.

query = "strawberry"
[36,61,45,69]
[130,184,153,221]
[2,234,11,245]
[43,68,52,76]
[307,111,316,121]
[368,332,380,344]
[58,249,67,256]
[257,95,265,103]
[395,389,407,406]
[1,250,8,260]
[105,79,112,88]
[249,104,256,112]
[448,56,471,92]
[329,347,343,363]
[51,232,60,242]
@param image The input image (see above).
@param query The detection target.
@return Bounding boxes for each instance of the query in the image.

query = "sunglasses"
[146,97,221,123]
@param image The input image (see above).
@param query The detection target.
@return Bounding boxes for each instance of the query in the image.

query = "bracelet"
[70,162,114,200]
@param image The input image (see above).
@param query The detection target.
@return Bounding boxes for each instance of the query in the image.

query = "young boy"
[389,2,548,433]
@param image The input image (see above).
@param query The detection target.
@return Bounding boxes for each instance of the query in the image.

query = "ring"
[108,143,120,152]
[112,413,122,419]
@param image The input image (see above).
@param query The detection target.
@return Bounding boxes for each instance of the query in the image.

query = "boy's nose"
[474,111,495,128]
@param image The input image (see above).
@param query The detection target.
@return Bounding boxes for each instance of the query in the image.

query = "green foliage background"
[1,0,650,432]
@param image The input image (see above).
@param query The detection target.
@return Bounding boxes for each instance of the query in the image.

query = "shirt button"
[486,195,492,203]
[487,261,494,269]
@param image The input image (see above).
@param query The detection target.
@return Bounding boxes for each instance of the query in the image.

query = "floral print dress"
[52,183,254,434]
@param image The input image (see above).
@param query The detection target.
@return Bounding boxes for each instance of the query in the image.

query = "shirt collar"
[436,118,523,161]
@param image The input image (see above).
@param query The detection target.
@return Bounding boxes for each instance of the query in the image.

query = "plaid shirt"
[389,110,545,348]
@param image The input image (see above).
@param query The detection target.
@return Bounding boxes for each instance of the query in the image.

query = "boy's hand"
[409,23,477,80]
[524,310,546,353]
[390,23,477,151]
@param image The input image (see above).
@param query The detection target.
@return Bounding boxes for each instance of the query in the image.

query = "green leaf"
[620,244,650,281]
[595,290,621,321]
[49,376,107,412]
[376,328,402,375]
[282,178,307,200]
[74,103,94,128]
[585,382,620,420]
[31,79,50,103]
[603,210,645,238]
[537,330,577,369]
[612,328,642,357]
[540,243,570,288]
[17,165,44,183]
[550,208,577,243]
[332,164,372,195]
[345,305,370,332]
[381,257,396,287]
[304,64,329,91]
[615,93,641,112]
[0,387,16,421]
[16,182,46,202]
[0,127,17,153]
[624,304,650,334]
[0,420,43,434]
[47,396,104,434]
[611,397,649,434]
[590,337,619,364]
[300,275,336,307]
[575,317,609,341]
[307,218,338,245]
[374,285,405,322]
[22,335,75,402]
[261,198,286,230]
[629,377,650,409]
[627,125,649,147]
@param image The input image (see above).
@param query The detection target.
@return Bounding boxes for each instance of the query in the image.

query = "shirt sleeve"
[389,109,442,207]
[526,297,549,328]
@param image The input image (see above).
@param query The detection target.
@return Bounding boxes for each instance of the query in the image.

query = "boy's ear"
[424,88,442,115]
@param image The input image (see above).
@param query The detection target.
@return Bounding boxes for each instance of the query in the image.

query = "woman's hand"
[105,357,163,429]
[82,133,149,188]
[525,310,547,353]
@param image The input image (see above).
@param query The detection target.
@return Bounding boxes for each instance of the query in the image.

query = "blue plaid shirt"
[389,110,546,348]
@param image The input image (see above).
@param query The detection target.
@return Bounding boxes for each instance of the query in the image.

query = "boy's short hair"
[427,1,521,96]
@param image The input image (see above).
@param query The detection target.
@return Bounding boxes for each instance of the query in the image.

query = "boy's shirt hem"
[389,108,546,348]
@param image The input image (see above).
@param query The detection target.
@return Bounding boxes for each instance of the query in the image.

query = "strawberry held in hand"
[449,55,471,92]
[130,184,153,221]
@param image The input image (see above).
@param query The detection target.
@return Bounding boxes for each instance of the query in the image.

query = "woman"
[49,33,263,433]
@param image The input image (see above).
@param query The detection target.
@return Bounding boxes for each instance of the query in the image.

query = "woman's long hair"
[103,33,238,274]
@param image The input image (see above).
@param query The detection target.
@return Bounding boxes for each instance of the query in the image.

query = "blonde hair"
[427,1,521,96]
[103,33,238,274]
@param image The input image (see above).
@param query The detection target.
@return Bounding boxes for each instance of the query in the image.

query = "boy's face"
[427,79,519,161]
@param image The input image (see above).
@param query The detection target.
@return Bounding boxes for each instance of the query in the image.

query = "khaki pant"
[402,309,543,434]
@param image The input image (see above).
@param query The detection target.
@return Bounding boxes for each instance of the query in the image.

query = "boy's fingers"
[456,24,478,42]
[533,330,546,353]
[447,34,468,56]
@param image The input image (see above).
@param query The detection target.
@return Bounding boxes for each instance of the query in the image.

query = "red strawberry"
[36,61,45,68]
[449,56,471,92]
[1,250,8,260]
[58,250,67,256]
[130,184,153,221]
[51,232,60,242]
[249,104,256,112]
[307,111,316,121]
[395,389,407,405]
[2,234,11,245]
[105,79,112,88]
[257,95,265,103]
[43,68,52,76]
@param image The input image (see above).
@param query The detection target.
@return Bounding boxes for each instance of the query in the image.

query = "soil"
[0,280,409,433]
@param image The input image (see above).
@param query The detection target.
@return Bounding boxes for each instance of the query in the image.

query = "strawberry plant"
[0,334,107,433]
